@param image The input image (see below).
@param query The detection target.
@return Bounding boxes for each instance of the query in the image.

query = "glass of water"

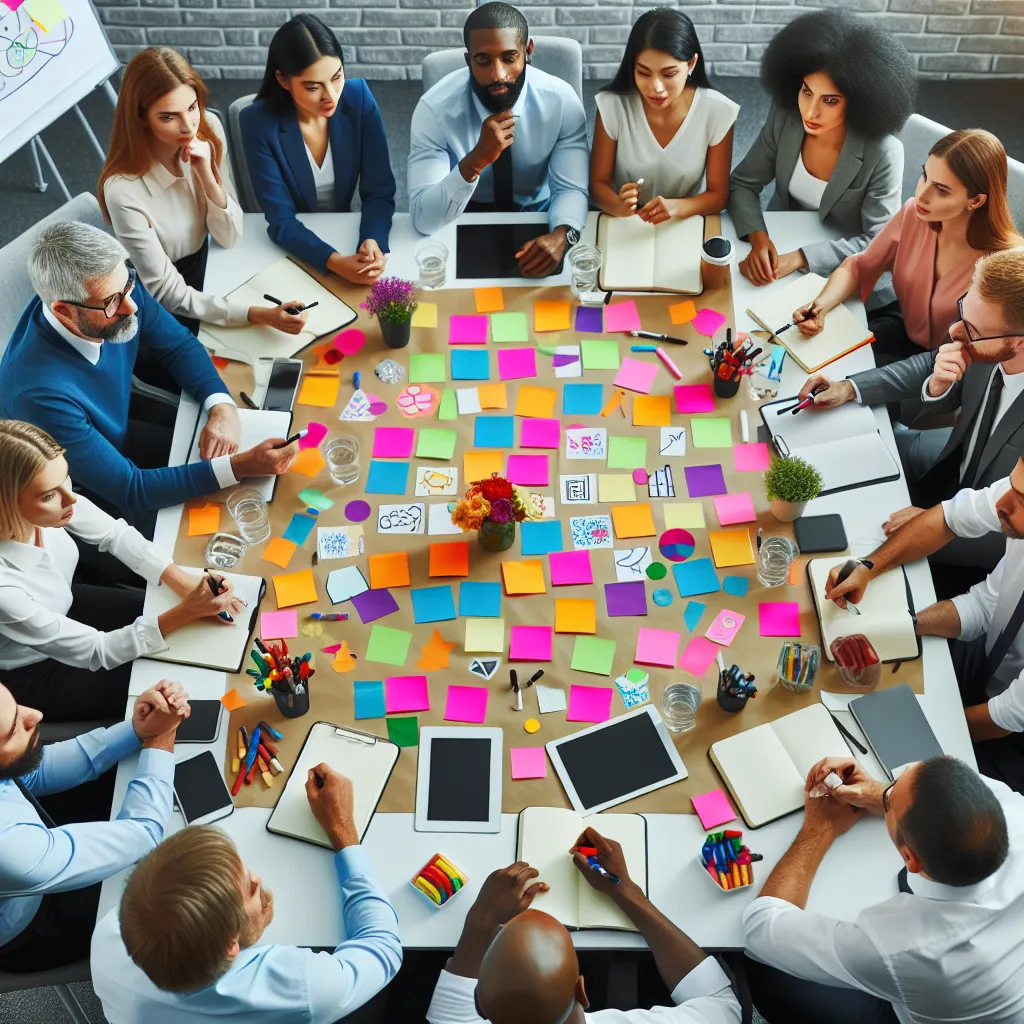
[757,536,798,588]
[661,682,702,733]
[324,435,360,487]
[568,244,602,299]
[205,532,246,569]
[415,241,449,289]
[225,486,271,545]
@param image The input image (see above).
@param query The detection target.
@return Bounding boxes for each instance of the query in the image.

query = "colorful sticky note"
[607,435,648,471]
[635,627,682,668]
[474,415,514,449]
[297,375,340,407]
[604,299,642,334]
[464,617,505,653]
[685,464,727,498]
[490,311,529,343]
[474,286,504,313]
[261,608,298,639]
[714,493,757,526]
[555,598,597,634]
[520,520,563,556]
[449,314,489,345]
[457,387,482,415]
[262,536,297,569]
[368,551,410,589]
[459,581,501,618]
[451,349,490,381]
[549,549,593,586]
[410,353,447,384]
[709,529,756,568]
[580,339,622,371]
[187,503,220,536]
[411,585,457,624]
[664,503,706,530]
[683,600,706,631]
[509,625,553,661]
[387,716,419,747]
[515,385,557,419]
[674,384,715,414]
[507,454,549,486]
[497,347,537,381]
[759,601,802,637]
[299,422,328,450]
[353,680,386,720]
[502,560,547,595]
[351,588,401,624]
[567,684,614,722]
[690,417,734,448]
[534,300,571,332]
[605,581,648,618]
[705,608,746,646]
[417,628,456,671]
[220,687,247,712]
[571,635,616,676]
[598,474,636,503]
[273,569,318,608]
[411,302,438,328]
[385,675,430,713]
[291,447,327,478]
[283,512,317,545]
[298,488,333,511]
[563,383,604,415]
[366,625,413,666]
[416,429,458,461]
[575,306,603,333]
[734,442,772,472]
[678,635,720,676]
[444,684,489,723]
[463,449,503,482]
[611,503,656,540]
[438,389,457,420]
[672,559,721,598]
[520,418,560,449]
[366,460,410,494]
[429,541,470,577]
[669,299,697,325]
[723,576,750,598]
[691,789,737,830]
[692,308,728,338]
[511,747,547,780]
[477,382,508,410]
[613,357,658,395]
[633,395,672,427]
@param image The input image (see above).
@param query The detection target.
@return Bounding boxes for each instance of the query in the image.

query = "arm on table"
[848,349,937,408]
[545,94,590,235]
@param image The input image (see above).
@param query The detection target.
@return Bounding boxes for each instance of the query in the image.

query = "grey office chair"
[0,960,93,1023]
[421,36,583,103]
[228,94,260,213]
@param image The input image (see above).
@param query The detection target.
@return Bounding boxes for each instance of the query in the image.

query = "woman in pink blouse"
[793,129,1022,364]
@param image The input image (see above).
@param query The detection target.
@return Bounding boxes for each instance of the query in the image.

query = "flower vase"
[479,518,516,553]
[380,318,411,349]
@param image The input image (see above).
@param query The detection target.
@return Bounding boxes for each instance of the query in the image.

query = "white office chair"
[227,93,260,213]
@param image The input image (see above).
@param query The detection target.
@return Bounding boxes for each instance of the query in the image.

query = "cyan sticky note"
[563,383,604,415]
[282,512,316,546]
[451,349,491,381]
[672,558,721,598]
[520,520,564,556]
[723,576,750,598]
[353,680,386,719]
[459,580,502,618]
[410,585,457,624]
[683,600,706,632]
[474,415,515,449]
[365,460,410,494]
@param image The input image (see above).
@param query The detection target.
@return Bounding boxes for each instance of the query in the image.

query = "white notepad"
[268,722,399,848]
[597,215,704,293]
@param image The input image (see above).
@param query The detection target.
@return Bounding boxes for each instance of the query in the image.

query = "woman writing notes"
[730,10,916,294]
[241,14,396,285]
[589,8,738,223]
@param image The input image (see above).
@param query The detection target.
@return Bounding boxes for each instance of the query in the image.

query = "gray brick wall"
[95,0,1024,80]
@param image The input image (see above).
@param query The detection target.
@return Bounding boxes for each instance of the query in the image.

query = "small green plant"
[764,455,822,503]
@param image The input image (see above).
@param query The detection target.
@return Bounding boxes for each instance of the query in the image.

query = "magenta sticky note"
[604,299,642,334]
[714,492,756,526]
[678,635,720,676]
[567,684,613,723]
[674,384,715,414]
[507,454,550,486]
[511,746,548,780]
[635,627,681,668]
[497,347,538,381]
[385,675,430,713]
[759,601,802,637]
[691,789,737,830]
[734,442,771,472]
[449,314,489,345]
[260,609,297,639]
[509,625,553,661]
[704,608,746,647]
[613,357,659,395]
[444,684,489,723]
[692,308,728,338]
[372,426,415,459]
[520,418,560,449]
[549,550,593,586]
[300,421,328,450]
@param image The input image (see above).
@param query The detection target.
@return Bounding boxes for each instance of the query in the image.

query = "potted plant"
[359,276,417,349]
[764,455,822,522]
[451,474,529,552]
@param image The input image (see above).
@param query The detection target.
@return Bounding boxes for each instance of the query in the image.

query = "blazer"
[240,80,396,272]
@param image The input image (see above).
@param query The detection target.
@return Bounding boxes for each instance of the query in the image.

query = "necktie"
[962,370,1004,487]
[492,145,514,212]
[14,778,56,828]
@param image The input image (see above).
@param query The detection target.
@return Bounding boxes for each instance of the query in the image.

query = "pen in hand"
[263,293,318,315]
[204,568,234,623]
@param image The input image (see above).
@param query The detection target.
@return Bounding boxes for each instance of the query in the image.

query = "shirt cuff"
[225,295,251,328]
[137,615,170,657]
[335,845,372,883]
[104,719,143,762]
[136,746,176,783]
[847,378,864,405]
[203,393,237,414]
[210,454,237,490]
[444,164,479,216]
[921,377,945,403]
[670,956,733,1004]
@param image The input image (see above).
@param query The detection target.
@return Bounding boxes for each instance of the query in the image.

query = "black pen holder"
[717,671,749,713]
[273,685,310,719]
[713,374,741,399]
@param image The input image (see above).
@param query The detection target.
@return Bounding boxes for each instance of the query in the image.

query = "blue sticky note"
[365,460,410,494]
[474,415,515,449]
[683,600,706,632]
[410,584,457,624]
[451,349,490,381]
[282,512,316,546]
[672,559,721,598]
[458,581,502,618]
[354,680,386,720]
[723,576,749,598]
[563,383,604,415]
[520,520,564,556]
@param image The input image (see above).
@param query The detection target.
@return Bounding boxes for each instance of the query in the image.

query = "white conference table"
[98,210,973,951]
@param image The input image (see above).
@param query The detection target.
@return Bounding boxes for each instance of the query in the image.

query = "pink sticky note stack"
[733,442,771,472]
[674,384,715,414]
[497,347,538,381]
[444,684,489,723]
[372,426,415,458]
[385,675,431,713]
[759,602,802,637]
[635,627,682,668]
[549,550,594,586]
[260,609,298,639]
[300,421,329,450]
[691,308,728,338]
[691,789,737,830]
[713,493,757,526]
[604,299,642,334]
[506,454,550,486]
[705,609,746,647]
[511,747,548,780]
[520,418,560,449]
[449,315,489,345]
[567,684,613,723]
[613,357,659,395]
[678,636,720,676]
[509,625,553,661]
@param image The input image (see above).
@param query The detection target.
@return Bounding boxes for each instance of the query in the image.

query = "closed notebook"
[596,214,704,294]
[850,684,943,779]
[709,704,852,828]
[515,806,647,931]
[268,721,399,848]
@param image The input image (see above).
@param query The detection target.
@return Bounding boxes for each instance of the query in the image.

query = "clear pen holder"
[830,635,882,691]
[776,642,820,693]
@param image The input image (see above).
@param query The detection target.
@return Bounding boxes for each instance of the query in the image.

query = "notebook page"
[652,216,704,293]
[517,807,586,929]
[770,704,854,780]
[762,399,880,449]
[577,813,646,931]
[598,218,656,291]
[794,433,900,494]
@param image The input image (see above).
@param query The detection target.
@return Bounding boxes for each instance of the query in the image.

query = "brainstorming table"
[98,211,973,951]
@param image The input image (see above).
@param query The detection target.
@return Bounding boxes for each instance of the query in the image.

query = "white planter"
[770,498,807,523]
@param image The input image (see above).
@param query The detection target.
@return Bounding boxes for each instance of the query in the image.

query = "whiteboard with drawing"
[0,0,117,165]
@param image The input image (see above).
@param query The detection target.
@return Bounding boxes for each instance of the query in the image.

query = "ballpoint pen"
[204,568,233,622]
[274,428,309,449]
[263,293,319,315]
[630,329,687,346]
[834,559,863,615]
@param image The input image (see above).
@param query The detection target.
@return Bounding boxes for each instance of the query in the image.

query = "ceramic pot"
[769,498,807,523]
[479,519,516,552]
[380,318,411,349]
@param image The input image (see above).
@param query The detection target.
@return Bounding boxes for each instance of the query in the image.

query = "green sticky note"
[690,416,734,448]
[581,339,621,371]
[387,716,419,748]
[416,428,458,460]
[625,667,648,683]
[607,435,648,471]
[571,635,617,676]
[438,389,457,421]
[365,625,412,666]
[297,488,333,511]
[490,311,529,343]
[410,353,447,384]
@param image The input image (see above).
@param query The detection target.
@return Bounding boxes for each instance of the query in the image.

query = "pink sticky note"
[705,609,746,647]
[674,384,715,414]
[511,747,548,780]
[507,454,550,486]
[679,636,720,676]
[449,315,489,345]
[299,421,328,450]
[568,684,613,723]
[444,684,489,723]
[714,492,756,526]
[334,328,366,355]
[385,675,431,713]
[734,442,771,472]
[635,627,682,668]
[549,550,593,586]
[613,357,659,395]
[604,299,642,334]
[509,625,553,661]
[759,602,802,637]
[372,426,415,458]
[520,418,560,449]
[691,789,737,830]
[260,609,297,639]
[497,347,538,381]
[692,308,728,338]
[321,643,342,654]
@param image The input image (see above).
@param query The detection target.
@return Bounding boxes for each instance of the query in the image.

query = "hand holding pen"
[571,828,629,891]
[618,177,643,215]
[792,299,827,337]
[259,295,314,336]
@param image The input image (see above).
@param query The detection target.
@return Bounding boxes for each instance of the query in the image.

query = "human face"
[238,863,274,948]
[633,48,694,111]
[144,83,201,152]
[797,71,846,137]
[0,684,44,781]
[466,28,529,113]
[54,261,139,343]
[16,455,76,533]
[882,762,920,854]
[915,154,985,225]
[949,284,1023,363]
[994,459,1024,540]
[276,55,344,119]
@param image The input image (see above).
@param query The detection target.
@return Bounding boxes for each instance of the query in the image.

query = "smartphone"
[174,700,223,744]
[173,750,234,826]
[262,358,303,412]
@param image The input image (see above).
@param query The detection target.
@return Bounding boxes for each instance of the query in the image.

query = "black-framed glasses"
[62,261,136,319]
[955,292,1021,346]
[881,780,897,815]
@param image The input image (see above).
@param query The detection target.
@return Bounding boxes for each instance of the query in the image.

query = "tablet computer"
[415,727,503,833]
[546,707,688,815]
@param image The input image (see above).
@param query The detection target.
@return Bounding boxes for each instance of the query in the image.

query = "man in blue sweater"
[0,222,295,524]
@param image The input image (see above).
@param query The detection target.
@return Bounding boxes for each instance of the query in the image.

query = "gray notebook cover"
[849,684,943,778]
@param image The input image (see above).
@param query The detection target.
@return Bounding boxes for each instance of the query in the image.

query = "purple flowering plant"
[359,277,418,325]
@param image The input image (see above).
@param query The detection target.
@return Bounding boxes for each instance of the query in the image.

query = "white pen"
[740,409,749,444]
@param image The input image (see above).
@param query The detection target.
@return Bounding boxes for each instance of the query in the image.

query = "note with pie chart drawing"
[659,529,695,562]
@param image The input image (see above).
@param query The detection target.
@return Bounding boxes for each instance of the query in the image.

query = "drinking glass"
[225,486,270,545]
[324,435,360,487]
[568,244,602,299]
[415,241,449,289]
[204,532,246,570]
[661,683,702,733]
[757,536,798,587]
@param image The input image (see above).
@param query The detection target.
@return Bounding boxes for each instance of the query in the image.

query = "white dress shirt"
[426,957,741,1024]
[743,776,1024,1024]
[306,139,337,212]
[787,153,828,212]
[0,493,170,670]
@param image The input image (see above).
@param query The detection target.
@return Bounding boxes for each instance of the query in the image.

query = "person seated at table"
[426,830,743,1023]
[788,128,1022,366]
[0,221,297,531]
[241,14,396,286]
[0,679,188,975]
[730,10,915,295]
[407,2,589,278]
[742,755,1024,1023]
[590,8,738,224]
[91,764,402,1023]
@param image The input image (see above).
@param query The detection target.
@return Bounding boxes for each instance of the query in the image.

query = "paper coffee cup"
[701,235,732,290]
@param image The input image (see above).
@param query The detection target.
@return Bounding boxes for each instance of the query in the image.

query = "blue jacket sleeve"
[354,82,396,253]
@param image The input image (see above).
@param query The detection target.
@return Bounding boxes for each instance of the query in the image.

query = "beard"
[968,338,1018,364]
[0,727,43,781]
[239,885,274,949]
[471,62,527,114]
[77,310,138,345]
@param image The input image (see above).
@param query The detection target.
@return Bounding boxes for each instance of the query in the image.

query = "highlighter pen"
[274,428,309,449]
[631,344,656,352]
[655,346,683,380]
[204,569,234,623]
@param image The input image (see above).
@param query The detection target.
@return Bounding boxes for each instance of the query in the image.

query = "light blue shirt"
[91,845,403,1024]
[408,66,589,235]
[0,720,173,946]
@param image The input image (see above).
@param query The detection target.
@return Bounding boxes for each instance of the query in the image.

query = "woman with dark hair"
[240,14,396,284]
[730,9,916,294]
[590,8,737,223]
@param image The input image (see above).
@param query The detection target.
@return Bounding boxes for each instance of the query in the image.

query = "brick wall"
[95,0,1024,81]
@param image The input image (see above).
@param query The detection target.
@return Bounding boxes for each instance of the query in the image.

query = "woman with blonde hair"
[0,421,241,720]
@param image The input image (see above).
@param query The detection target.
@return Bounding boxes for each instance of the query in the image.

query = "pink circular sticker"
[632,468,649,485]
[345,500,371,523]
[334,329,366,356]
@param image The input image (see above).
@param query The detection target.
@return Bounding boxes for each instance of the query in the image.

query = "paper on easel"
[597,215,704,293]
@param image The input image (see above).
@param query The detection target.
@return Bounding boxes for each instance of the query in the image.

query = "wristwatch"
[557,225,580,249]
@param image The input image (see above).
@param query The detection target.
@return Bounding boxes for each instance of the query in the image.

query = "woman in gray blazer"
[730,10,917,300]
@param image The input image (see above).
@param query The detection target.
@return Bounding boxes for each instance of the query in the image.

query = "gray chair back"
[228,93,259,213]
[0,960,93,1022]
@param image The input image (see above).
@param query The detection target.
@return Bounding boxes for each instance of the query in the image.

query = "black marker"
[204,569,234,622]
[263,293,319,315]
[313,770,325,790]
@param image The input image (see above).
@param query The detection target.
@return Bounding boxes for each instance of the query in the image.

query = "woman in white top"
[0,421,242,722]
[590,9,738,224]
[99,48,308,338]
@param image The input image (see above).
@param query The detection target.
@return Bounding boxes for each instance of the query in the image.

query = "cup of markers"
[230,720,285,796]
[700,830,762,893]
[411,854,469,908]
[776,642,821,693]
[706,331,760,399]
[248,638,314,718]
[717,663,756,712]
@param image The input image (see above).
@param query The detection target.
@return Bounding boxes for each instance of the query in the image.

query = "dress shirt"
[103,113,248,328]
[426,957,741,1024]
[787,153,828,211]
[742,776,1024,1024]
[0,720,173,946]
[306,139,337,212]
[408,66,589,235]
[92,845,402,1024]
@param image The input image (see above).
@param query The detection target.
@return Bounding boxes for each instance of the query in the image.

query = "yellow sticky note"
[24,0,67,32]
[368,551,411,589]
[290,447,327,478]
[598,475,636,503]
[187,502,220,536]
[464,449,503,481]
[273,568,318,608]
[709,528,756,568]
[611,503,657,540]
[465,617,506,653]
[515,385,557,419]
[296,375,340,408]
[411,302,438,328]
[263,537,297,569]
[501,559,547,595]
[474,287,505,313]
[664,503,706,530]
[555,598,596,634]
[632,395,672,427]
[669,300,697,325]
[534,300,571,332]
[220,687,248,712]
[477,382,508,410]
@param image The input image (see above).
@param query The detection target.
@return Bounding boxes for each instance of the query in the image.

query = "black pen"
[313,770,325,790]
[263,293,318,315]
[828,710,869,755]
[274,428,309,449]
[239,391,258,410]
[204,568,234,623]
[525,670,544,687]
[630,330,688,346]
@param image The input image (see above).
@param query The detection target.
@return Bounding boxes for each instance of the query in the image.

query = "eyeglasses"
[954,292,1020,346]
[882,780,897,815]
[62,261,137,319]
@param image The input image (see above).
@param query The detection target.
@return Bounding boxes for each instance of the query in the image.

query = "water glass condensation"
[226,486,271,545]
[324,435,360,487]
[205,532,246,569]
[757,536,799,587]
[568,244,602,299]
[661,683,702,733]
[415,241,449,289]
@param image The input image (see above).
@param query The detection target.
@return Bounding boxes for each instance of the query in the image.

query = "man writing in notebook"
[427,827,742,1023]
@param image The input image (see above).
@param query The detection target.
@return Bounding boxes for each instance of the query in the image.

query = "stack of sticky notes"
[410,853,468,907]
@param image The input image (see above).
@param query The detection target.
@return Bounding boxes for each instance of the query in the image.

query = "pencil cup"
[272,686,310,719]
[717,671,749,713]
[830,635,882,691]
[411,853,468,908]
[712,373,741,399]
[699,829,757,893]
[776,642,820,693]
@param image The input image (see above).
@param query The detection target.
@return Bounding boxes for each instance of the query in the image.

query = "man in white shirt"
[742,755,1024,1024]
[426,827,742,1024]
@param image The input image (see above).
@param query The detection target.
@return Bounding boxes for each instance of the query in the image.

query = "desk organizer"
[699,830,761,893]
[411,853,469,908]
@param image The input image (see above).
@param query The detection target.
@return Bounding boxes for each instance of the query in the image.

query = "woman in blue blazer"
[241,14,396,283]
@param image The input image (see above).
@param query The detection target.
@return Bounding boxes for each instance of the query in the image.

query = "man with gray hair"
[0,222,296,526]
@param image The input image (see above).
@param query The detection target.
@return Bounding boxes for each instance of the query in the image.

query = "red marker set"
[700,830,762,892]
[247,637,314,697]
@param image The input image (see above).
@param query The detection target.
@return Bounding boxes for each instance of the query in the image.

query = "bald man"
[426,828,742,1023]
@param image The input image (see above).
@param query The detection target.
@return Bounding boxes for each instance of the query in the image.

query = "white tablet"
[546,706,688,815]
[415,727,503,833]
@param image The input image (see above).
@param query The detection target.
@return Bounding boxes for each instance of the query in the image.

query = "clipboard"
[267,721,399,848]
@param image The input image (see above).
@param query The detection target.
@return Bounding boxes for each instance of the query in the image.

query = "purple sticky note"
[507,454,550,486]
[497,347,538,381]
[385,675,430,713]
[549,550,593,586]
[449,314,489,345]
[444,684,489,723]
[734,442,771,472]
[674,384,715,414]
[509,625,553,661]
[678,636,720,676]
[575,306,604,333]
[692,308,728,338]
[351,588,400,623]
[605,581,649,617]
[604,299,642,334]
[520,418,560,449]
[685,464,727,498]
[567,684,613,723]
[691,789,737,830]
[511,747,547,780]
[759,602,802,637]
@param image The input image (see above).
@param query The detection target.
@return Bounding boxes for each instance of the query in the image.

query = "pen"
[525,670,544,687]
[204,568,234,622]
[575,845,621,884]
[789,383,830,415]
[828,710,869,755]
[353,371,361,391]
[274,428,309,449]
[313,770,325,790]
[630,330,687,346]
[239,391,258,410]
[263,293,318,315]
[834,559,863,615]
[740,409,749,444]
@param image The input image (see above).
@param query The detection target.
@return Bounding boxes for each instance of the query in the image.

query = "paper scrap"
[536,684,567,714]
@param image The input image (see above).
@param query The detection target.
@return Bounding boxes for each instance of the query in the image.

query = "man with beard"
[408,2,588,277]
[0,679,187,971]
[91,764,402,1023]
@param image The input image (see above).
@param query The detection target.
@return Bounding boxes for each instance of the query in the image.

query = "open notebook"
[760,398,900,496]
[516,807,647,931]
[141,568,265,673]
[808,558,919,664]
[268,722,399,848]
[709,704,853,828]
[596,214,704,293]
[747,273,874,372]
[198,257,357,363]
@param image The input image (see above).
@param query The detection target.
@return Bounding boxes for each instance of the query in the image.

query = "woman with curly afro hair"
[730,10,916,300]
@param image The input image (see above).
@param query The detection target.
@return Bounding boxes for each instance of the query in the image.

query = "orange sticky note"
[611,503,657,540]
[332,640,358,673]
[187,502,220,536]
[709,529,756,568]
[632,395,672,427]
[502,559,547,595]
[669,300,697,325]
[310,341,342,375]
[475,287,505,314]
[220,688,248,711]
[464,449,503,481]
[534,300,571,332]
[601,388,626,418]
[477,382,509,410]
[555,598,597,634]
[263,536,297,569]
[429,541,470,577]
[290,447,327,478]
[417,628,456,671]
[273,568,318,608]
[297,375,340,408]
[368,551,411,589]
[515,385,557,419]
